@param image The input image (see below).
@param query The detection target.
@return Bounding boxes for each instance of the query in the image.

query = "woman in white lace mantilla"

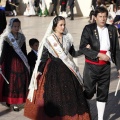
[24,16,91,120]
[0,18,30,111]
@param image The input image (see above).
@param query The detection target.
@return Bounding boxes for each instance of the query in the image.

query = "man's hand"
[86,44,91,49]
[97,53,110,61]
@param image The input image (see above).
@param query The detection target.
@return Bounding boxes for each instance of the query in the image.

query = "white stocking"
[96,101,106,120]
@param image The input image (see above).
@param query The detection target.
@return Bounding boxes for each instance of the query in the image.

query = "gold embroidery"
[109,31,112,38]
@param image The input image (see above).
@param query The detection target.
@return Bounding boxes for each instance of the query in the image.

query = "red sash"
[85,50,108,65]
[62,2,66,4]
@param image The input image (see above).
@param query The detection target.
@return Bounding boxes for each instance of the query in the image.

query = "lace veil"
[0,18,22,57]
[28,16,69,102]
[28,17,54,102]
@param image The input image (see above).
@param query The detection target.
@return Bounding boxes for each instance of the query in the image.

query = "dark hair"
[12,18,21,26]
[97,0,102,6]
[52,16,65,31]
[9,18,21,27]
[29,38,39,46]
[94,6,108,17]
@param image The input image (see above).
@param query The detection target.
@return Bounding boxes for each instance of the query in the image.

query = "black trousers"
[51,4,58,16]
[83,62,111,102]
[61,4,67,12]
[70,4,74,19]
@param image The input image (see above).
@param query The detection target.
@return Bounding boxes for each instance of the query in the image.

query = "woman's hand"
[36,72,42,80]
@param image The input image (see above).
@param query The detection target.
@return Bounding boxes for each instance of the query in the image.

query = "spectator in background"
[5,0,18,16]
[9,0,18,16]
[89,0,103,23]
[116,0,120,10]
[0,8,7,34]
[59,0,68,18]
[68,0,74,20]
[92,0,97,9]
[113,6,120,23]
[24,1,36,16]
[50,0,58,16]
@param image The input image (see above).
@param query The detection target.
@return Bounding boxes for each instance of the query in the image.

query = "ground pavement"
[0,16,120,120]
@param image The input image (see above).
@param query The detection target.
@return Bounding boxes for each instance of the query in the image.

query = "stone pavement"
[0,16,120,120]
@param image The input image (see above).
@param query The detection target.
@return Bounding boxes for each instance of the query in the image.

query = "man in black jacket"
[80,7,120,120]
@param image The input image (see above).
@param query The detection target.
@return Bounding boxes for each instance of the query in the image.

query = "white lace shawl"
[27,32,74,102]
[44,33,73,58]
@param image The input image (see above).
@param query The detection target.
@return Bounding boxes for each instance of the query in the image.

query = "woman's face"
[55,20,65,34]
[11,22,20,33]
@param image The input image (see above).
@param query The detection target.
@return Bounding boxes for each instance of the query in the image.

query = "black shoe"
[50,13,54,16]
[67,14,71,17]
[13,106,19,112]
[70,18,74,20]
[6,103,10,107]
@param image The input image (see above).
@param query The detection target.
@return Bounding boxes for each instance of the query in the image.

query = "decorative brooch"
[53,42,57,47]
[11,38,15,42]
[94,29,98,39]
[109,31,112,38]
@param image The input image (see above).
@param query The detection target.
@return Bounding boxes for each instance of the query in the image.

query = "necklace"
[54,33,65,51]
[54,33,63,46]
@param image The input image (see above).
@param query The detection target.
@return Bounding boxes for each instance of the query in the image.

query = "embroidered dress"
[24,33,91,120]
[0,32,29,104]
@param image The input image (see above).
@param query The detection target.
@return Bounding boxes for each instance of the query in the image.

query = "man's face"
[94,12,107,28]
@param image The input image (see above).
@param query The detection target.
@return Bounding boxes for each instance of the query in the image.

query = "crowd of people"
[24,0,75,20]
[1,1,120,120]
[89,0,120,36]
[0,0,75,20]
[89,0,120,24]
